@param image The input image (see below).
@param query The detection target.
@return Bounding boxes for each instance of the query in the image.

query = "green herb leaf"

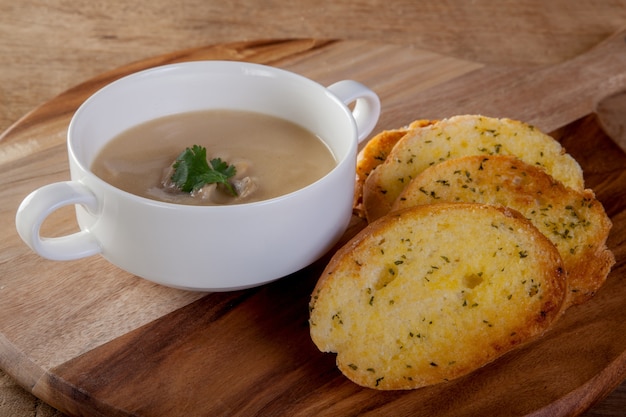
[171,145,238,196]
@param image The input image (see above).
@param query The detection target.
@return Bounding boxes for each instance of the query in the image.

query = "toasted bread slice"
[362,115,584,222]
[354,120,435,217]
[392,155,614,307]
[309,203,566,390]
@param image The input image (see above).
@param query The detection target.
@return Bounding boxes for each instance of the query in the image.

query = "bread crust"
[363,115,584,222]
[353,120,435,217]
[392,154,614,307]
[310,203,566,390]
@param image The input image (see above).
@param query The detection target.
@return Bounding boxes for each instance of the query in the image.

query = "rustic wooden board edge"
[0,39,334,146]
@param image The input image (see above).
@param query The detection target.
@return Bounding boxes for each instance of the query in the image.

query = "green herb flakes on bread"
[309,115,614,391]
[309,203,567,390]
[362,115,585,222]
[392,154,614,307]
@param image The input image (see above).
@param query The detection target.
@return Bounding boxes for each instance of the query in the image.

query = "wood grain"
[3,0,626,136]
[2,27,626,417]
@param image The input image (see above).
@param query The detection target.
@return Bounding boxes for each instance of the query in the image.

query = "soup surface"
[91,110,336,205]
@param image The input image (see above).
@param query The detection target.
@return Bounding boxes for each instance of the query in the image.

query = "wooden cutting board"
[1,29,626,416]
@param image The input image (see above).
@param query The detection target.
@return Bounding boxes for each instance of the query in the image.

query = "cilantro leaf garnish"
[170,145,238,196]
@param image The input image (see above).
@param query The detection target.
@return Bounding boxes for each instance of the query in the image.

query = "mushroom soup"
[91,110,337,205]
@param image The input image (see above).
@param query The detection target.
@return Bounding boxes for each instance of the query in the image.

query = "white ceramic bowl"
[15,61,380,291]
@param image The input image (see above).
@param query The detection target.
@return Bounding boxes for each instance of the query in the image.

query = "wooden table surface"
[2,1,626,416]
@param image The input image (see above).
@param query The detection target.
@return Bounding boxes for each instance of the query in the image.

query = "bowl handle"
[15,181,102,260]
[327,80,381,143]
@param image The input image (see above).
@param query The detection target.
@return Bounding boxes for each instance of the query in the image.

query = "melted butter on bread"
[392,154,614,307]
[362,115,584,222]
[310,203,566,390]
